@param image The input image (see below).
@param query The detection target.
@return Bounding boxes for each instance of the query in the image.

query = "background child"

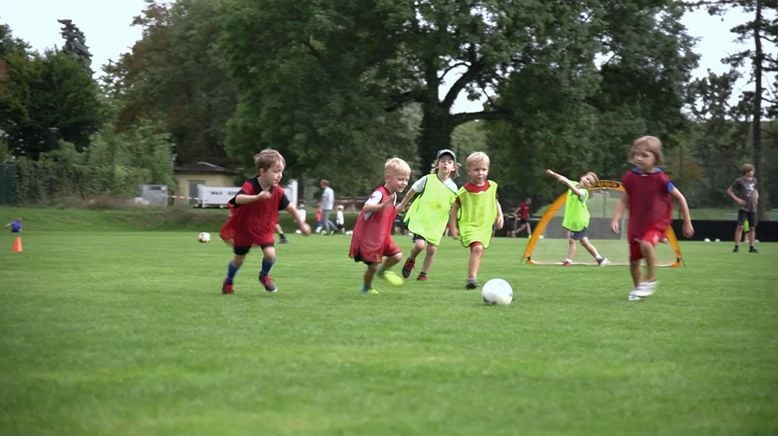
[396,148,459,281]
[348,157,411,294]
[335,205,345,234]
[448,151,504,289]
[5,217,22,233]
[511,198,532,237]
[545,169,609,266]
[726,163,759,253]
[611,136,694,301]
[219,149,311,295]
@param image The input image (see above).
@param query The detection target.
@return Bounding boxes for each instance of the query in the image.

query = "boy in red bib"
[220,149,310,294]
[349,158,412,294]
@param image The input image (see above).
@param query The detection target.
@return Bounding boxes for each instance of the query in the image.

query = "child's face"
[630,147,656,172]
[436,155,456,178]
[745,169,755,179]
[579,174,595,188]
[259,162,285,187]
[385,170,410,194]
[467,160,489,185]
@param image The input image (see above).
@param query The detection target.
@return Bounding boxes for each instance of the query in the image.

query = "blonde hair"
[385,157,411,177]
[465,151,490,169]
[740,163,754,175]
[630,136,663,166]
[254,149,286,173]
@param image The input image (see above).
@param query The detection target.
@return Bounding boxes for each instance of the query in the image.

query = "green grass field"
[1,213,777,434]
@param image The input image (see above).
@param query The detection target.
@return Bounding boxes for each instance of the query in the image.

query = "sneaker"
[465,278,478,290]
[417,272,428,281]
[749,246,758,253]
[597,257,611,266]
[361,287,380,295]
[259,274,278,293]
[733,245,739,252]
[279,238,289,244]
[401,259,415,278]
[221,280,234,295]
[562,260,571,267]
[627,292,642,302]
[379,270,404,286]
[632,280,657,298]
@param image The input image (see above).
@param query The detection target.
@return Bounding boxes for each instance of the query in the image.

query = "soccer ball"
[198,232,211,243]
[481,278,513,305]
[704,238,711,242]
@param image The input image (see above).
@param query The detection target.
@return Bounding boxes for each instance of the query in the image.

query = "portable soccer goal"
[521,180,683,267]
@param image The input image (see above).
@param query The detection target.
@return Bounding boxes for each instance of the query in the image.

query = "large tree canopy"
[220,0,698,182]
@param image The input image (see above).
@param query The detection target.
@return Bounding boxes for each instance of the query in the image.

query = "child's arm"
[495,200,504,230]
[545,169,584,198]
[235,190,271,204]
[362,193,394,214]
[285,203,312,235]
[396,188,418,213]
[611,193,628,233]
[725,185,746,208]
[448,201,460,239]
[671,188,694,238]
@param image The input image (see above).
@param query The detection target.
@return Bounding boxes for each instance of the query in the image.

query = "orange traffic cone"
[12,236,22,253]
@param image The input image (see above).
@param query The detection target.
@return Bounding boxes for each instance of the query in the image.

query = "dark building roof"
[174,162,235,174]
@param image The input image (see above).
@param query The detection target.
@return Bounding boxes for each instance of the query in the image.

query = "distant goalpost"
[521,180,683,267]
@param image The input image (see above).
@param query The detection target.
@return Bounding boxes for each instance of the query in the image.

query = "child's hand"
[610,219,620,234]
[257,191,271,200]
[682,222,694,238]
[299,222,312,236]
[495,215,504,230]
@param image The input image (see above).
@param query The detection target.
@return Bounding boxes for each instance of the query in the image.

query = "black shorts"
[233,243,274,255]
[737,210,758,227]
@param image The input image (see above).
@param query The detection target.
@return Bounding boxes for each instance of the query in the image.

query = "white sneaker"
[632,281,657,298]
[627,292,643,302]
[597,257,611,266]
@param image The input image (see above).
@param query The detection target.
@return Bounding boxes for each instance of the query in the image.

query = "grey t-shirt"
[730,176,758,212]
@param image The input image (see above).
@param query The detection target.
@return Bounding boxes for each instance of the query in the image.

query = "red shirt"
[621,168,674,240]
[349,185,397,263]
[220,177,289,247]
[518,201,529,220]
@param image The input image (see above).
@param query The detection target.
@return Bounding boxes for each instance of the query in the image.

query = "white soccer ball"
[715,238,721,243]
[481,278,513,305]
[704,238,711,242]
[198,232,211,243]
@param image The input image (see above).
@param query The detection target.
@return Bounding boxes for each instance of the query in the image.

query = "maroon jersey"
[220,177,289,247]
[621,168,674,240]
[349,185,397,263]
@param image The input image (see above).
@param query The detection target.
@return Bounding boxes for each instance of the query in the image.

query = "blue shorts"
[568,228,589,241]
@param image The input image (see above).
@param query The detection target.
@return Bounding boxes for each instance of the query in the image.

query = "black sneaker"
[749,246,758,253]
[401,259,415,278]
[465,279,478,290]
[732,246,739,253]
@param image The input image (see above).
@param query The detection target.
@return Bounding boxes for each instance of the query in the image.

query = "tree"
[107,0,237,168]
[683,0,778,216]
[220,0,700,197]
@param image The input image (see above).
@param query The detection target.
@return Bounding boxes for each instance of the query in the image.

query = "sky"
[1,1,771,112]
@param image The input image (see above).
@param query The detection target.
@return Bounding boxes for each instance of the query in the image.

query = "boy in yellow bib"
[545,169,609,266]
[397,149,460,281]
[449,152,504,289]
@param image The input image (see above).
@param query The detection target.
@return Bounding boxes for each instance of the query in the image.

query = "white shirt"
[322,187,335,210]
